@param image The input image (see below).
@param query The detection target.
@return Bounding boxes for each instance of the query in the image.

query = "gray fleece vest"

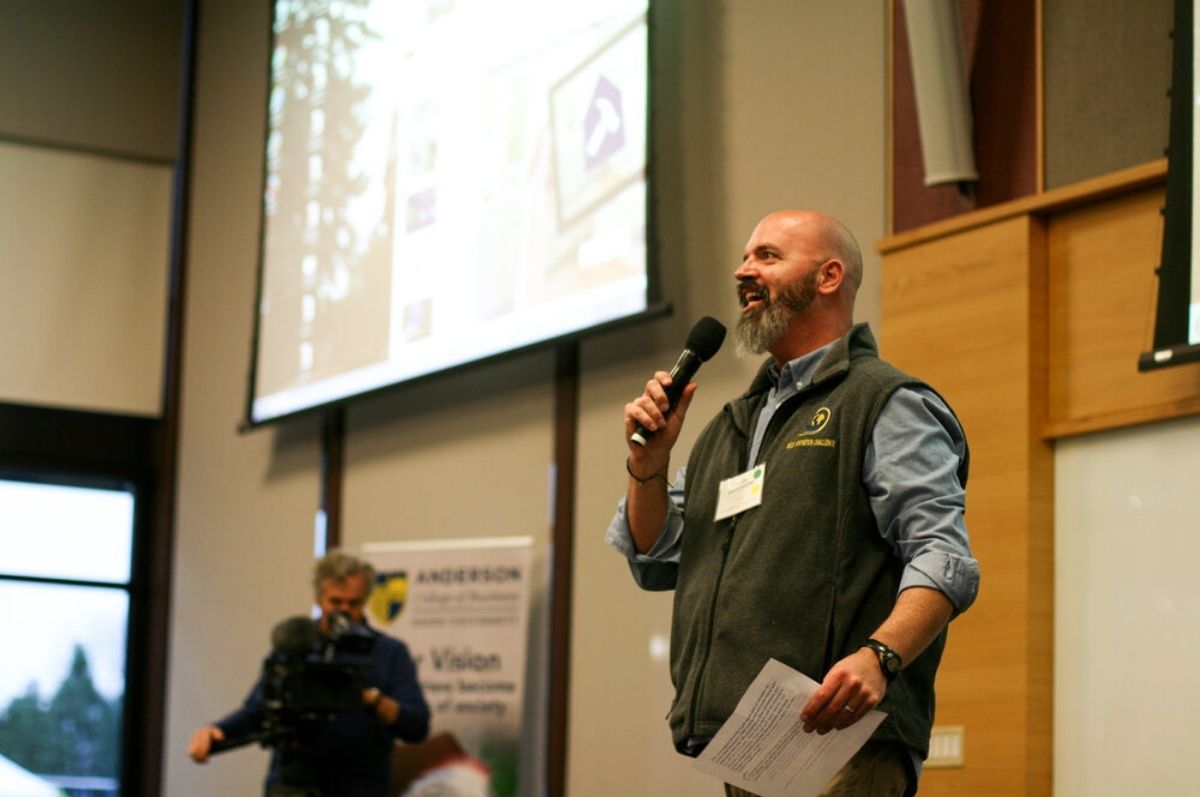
[667,324,958,761]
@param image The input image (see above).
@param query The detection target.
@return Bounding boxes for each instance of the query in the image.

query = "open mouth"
[738,283,768,312]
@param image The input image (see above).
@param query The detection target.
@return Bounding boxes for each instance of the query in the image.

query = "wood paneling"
[881,160,1167,255]
[1046,187,1200,436]
[882,217,1053,796]
[881,159,1200,795]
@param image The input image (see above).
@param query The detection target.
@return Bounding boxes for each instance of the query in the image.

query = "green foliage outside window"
[0,645,121,779]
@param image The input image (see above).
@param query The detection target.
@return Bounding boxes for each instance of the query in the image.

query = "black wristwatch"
[861,638,902,682]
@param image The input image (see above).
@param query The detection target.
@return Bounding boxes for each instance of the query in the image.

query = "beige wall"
[1054,416,1200,797]
[0,0,178,416]
[163,1,886,795]
[0,142,170,415]
[164,3,315,793]
[0,0,181,159]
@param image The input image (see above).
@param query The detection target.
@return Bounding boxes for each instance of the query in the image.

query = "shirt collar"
[770,339,838,397]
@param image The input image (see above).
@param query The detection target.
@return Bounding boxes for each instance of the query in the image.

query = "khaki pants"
[723,740,910,797]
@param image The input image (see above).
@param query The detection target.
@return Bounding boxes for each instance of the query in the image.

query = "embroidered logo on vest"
[786,406,837,449]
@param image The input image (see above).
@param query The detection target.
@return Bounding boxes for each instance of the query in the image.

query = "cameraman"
[188,550,431,796]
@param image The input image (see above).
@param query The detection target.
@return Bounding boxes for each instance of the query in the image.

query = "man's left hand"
[799,647,887,734]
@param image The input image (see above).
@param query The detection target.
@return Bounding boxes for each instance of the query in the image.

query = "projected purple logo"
[406,188,437,232]
[583,75,625,170]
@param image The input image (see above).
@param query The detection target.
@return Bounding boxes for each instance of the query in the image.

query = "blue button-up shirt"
[606,341,979,614]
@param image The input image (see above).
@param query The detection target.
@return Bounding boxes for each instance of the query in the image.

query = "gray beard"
[734,301,792,356]
[733,277,818,356]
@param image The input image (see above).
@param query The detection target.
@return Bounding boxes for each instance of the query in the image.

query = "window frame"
[0,401,164,795]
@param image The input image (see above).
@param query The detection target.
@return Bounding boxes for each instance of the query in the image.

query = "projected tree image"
[260,0,389,391]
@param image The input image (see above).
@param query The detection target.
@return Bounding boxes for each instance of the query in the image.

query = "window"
[0,402,163,797]
[0,479,135,796]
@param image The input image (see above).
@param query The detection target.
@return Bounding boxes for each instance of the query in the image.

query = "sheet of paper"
[692,658,887,797]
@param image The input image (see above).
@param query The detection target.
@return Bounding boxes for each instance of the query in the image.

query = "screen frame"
[242,1,664,429]
[1141,0,1200,371]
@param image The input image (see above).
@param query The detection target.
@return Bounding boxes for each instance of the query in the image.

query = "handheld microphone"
[630,316,726,446]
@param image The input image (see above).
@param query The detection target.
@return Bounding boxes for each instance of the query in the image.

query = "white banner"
[363,537,534,797]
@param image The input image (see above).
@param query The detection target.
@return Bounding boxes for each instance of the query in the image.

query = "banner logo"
[369,571,409,624]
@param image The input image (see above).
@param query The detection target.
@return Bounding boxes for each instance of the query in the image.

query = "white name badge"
[714,464,766,521]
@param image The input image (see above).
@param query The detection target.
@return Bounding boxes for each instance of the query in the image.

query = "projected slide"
[251,0,649,423]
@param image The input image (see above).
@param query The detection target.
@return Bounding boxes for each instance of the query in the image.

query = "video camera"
[210,612,377,756]
[260,613,374,723]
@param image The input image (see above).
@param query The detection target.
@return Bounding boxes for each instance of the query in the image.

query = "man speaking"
[606,210,979,796]
[188,550,430,797]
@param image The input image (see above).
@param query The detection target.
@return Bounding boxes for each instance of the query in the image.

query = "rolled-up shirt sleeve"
[866,386,980,615]
[604,468,688,591]
[605,385,979,608]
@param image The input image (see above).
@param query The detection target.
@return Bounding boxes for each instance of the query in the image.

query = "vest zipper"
[754,389,815,464]
[685,389,805,741]
[687,514,739,741]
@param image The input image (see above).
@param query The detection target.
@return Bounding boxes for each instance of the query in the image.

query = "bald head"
[756,210,863,295]
[735,210,864,361]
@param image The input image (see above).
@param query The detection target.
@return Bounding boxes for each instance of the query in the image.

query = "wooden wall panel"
[1046,187,1200,435]
[881,217,1053,796]
[880,161,1200,795]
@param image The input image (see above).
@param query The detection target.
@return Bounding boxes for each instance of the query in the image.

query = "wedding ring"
[841,705,855,713]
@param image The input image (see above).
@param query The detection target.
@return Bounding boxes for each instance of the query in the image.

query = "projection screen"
[247,0,652,424]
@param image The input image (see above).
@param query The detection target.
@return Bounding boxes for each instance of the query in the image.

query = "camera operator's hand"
[188,725,225,763]
[363,686,400,726]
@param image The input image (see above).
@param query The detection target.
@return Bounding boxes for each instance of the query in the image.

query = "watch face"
[865,640,901,679]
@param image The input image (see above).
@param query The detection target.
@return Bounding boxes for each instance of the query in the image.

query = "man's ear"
[817,259,845,294]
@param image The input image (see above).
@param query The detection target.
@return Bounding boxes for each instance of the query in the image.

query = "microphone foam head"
[270,616,319,657]
[686,316,727,361]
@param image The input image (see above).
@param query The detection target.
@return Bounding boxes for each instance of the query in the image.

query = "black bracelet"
[626,457,668,485]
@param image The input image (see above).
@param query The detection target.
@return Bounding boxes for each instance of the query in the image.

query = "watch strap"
[861,638,902,681]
